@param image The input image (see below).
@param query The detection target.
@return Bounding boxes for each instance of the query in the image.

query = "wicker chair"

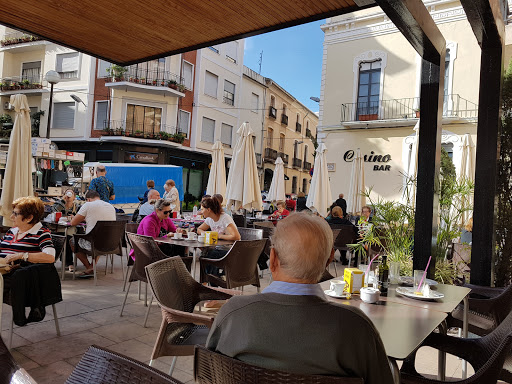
[73,220,125,285]
[238,227,270,274]
[194,345,363,384]
[232,213,246,228]
[120,233,187,327]
[447,283,512,336]
[145,257,238,376]
[200,239,267,291]
[51,234,66,265]
[122,222,139,292]
[332,225,358,267]
[66,345,184,384]
[400,309,512,383]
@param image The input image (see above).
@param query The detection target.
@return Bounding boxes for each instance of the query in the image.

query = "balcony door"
[126,104,162,135]
[356,60,381,120]
[22,61,41,83]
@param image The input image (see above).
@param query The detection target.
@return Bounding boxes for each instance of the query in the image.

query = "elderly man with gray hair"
[206,212,394,384]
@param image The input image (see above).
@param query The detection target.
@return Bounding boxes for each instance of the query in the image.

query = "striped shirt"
[0,222,55,258]
[262,281,325,297]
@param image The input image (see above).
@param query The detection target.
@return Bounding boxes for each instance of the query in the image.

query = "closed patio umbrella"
[306,143,332,217]
[267,157,286,202]
[0,94,33,226]
[206,141,227,200]
[459,133,475,225]
[225,122,263,211]
[347,148,366,215]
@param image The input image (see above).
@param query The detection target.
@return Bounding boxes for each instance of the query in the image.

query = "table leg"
[61,227,68,281]
[192,247,198,280]
[462,295,468,379]
[437,320,447,381]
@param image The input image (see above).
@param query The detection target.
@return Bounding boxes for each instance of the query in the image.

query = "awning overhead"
[0,0,373,65]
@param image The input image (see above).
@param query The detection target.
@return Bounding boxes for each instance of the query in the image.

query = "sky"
[243,20,325,114]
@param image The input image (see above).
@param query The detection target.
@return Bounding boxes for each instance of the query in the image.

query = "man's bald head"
[271,212,333,283]
[96,165,106,175]
[148,189,160,201]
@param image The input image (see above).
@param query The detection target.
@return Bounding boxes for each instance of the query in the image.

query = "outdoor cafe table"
[155,236,234,279]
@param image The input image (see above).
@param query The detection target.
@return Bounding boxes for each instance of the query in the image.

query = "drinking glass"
[414,270,424,292]
[389,261,400,285]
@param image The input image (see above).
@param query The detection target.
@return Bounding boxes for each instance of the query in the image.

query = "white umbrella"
[267,157,286,202]
[0,94,33,226]
[306,143,332,217]
[225,122,263,211]
[402,120,419,207]
[206,140,227,200]
[347,148,366,215]
[459,133,475,225]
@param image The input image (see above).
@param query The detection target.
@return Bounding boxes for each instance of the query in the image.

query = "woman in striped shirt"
[1,196,55,264]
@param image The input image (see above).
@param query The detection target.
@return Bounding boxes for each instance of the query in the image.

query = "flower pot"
[358,113,378,121]
[415,111,420,118]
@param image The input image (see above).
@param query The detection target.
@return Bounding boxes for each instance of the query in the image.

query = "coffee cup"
[329,280,346,296]
[174,232,183,239]
[198,235,206,243]
[188,232,197,241]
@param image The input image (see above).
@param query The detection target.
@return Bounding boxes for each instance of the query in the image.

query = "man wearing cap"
[88,165,115,203]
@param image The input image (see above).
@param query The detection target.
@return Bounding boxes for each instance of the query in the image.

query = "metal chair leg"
[169,356,177,376]
[73,252,77,280]
[110,254,114,274]
[120,282,132,317]
[93,258,97,286]
[52,304,61,336]
[143,296,153,328]
[104,254,108,275]
[8,317,13,350]
[144,282,148,307]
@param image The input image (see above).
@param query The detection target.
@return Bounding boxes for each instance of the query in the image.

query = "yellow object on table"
[205,231,218,245]
[344,268,364,294]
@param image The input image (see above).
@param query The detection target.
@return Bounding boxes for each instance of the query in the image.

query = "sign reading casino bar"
[343,150,391,171]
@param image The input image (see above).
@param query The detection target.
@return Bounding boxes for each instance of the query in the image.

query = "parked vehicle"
[261,193,275,214]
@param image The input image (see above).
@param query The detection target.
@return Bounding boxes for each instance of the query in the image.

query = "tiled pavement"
[2,256,477,383]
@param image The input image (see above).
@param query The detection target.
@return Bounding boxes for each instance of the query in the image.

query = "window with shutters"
[21,61,41,82]
[251,93,259,113]
[204,71,218,98]
[182,61,194,90]
[279,134,285,152]
[223,80,235,106]
[53,102,75,129]
[201,117,215,143]
[178,110,190,137]
[56,52,80,79]
[221,123,233,147]
[267,127,273,148]
[225,41,238,63]
[94,101,109,130]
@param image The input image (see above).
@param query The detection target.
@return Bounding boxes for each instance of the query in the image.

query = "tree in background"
[495,61,512,287]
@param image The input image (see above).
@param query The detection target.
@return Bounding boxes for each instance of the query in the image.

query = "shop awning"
[0,0,375,65]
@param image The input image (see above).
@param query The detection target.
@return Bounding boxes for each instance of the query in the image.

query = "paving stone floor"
[2,256,478,383]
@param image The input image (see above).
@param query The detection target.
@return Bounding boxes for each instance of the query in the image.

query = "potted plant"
[167,79,178,90]
[107,65,127,81]
[134,130,143,137]
[152,80,157,86]
[158,131,168,140]
[177,83,186,93]
[160,80,165,86]
[102,127,113,136]
[414,109,420,118]
[125,129,131,137]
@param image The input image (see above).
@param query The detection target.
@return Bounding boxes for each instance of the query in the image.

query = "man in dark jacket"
[334,193,347,217]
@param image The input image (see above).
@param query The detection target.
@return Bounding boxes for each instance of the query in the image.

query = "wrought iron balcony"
[269,106,277,119]
[281,114,288,125]
[292,158,302,169]
[0,74,43,92]
[103,65,185,93]
[264,147,277,163]
[102,120,186,142]
[295,122,301,133]
[340,94,478,122]
[278,152,289,165]
[303,161,312,171]
[0,31,42,47]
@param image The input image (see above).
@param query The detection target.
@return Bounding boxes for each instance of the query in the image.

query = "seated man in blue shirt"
[206,212,395,384]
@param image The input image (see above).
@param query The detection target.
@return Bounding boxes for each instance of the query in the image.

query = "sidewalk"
[2,258,476,383]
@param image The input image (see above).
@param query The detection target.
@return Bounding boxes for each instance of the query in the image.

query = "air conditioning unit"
[3,102,13,111]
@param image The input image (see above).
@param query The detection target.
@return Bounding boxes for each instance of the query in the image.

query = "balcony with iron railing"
[269,106,277,119]
[101,120,186,143]
[340,95,478,123]
[278,152,289,165]
[0,73,45,95]
[292,158,302,169]
[264,147,277,163]
[281,114,288,125]
[303,161,312,171]
[103,65,185,96]
[0,30,43,48]
[295,122,301,133]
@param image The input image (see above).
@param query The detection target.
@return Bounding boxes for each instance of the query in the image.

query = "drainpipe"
[260,85,267,188]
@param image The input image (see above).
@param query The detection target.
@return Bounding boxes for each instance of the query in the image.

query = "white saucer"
[184,237,197,241]
[399,276,438,286]
[172,237,184,241]
[396,286,444,301]
[324,289,349,299]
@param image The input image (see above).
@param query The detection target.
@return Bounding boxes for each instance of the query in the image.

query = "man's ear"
[269,247,279,273]
[326,248,335,268]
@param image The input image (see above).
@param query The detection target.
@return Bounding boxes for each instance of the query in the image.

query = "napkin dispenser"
[204,231,218,245]
[344,268,364,294]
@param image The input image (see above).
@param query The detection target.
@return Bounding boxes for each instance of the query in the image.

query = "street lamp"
[310,96,320,103]
[45,70,61,139]
[70,94,87,107]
